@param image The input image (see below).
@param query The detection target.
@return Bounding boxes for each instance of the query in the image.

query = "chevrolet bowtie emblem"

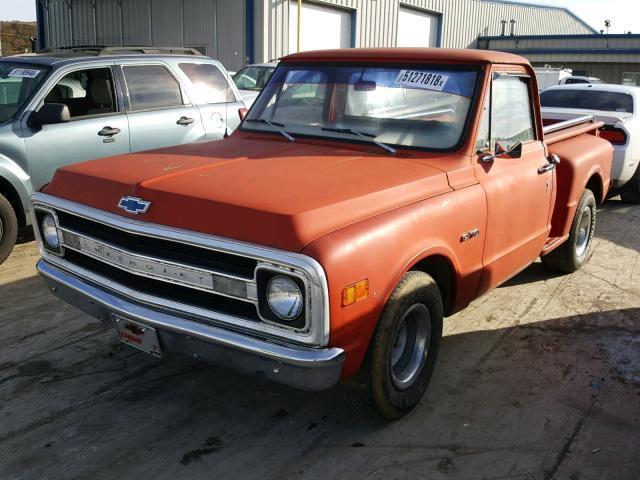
[118,196,151,215]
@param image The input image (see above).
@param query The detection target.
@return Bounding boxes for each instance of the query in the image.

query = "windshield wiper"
[321,127,396,155]
[245,118,295,142]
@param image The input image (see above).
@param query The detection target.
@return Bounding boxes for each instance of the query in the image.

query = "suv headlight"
[41,214,60,250]
[266,275,303,321]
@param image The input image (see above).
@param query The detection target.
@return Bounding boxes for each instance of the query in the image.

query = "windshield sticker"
[8,68,41,79]
[395,70,450,92]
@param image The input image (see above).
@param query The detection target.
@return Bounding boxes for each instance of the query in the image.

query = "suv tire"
[0,193,18,265]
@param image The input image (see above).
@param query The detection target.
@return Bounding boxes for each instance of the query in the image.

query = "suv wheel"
[0,194,18,265]
[340,271,443,419]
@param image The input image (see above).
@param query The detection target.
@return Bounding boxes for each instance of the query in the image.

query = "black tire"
[620,184,640,204]
[339,271,443,420]
[0,193,18,266]
[541,189,596,273]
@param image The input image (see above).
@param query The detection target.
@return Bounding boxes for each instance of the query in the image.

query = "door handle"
[538,154,560,174]
[538,163,556,174]
[98,126,121,137]
[177,116,195,126]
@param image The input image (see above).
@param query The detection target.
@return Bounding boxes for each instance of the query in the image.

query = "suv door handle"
[98,126,121,137]
[177,116,195,126]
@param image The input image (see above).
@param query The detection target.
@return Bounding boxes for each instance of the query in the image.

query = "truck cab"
[32,48,612,419]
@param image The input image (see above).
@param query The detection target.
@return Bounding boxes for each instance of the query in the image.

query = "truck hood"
[44,134,452,251]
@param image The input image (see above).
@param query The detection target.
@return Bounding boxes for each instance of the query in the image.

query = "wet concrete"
[0,199,638,480]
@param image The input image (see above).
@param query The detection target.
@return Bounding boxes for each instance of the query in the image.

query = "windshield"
[0,62,49,123]
[244,65,479,150]
[233,66,276,92]
[541,89,634,113]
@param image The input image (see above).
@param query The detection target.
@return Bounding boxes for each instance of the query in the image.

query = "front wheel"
[0,193,18,265]
[339,271,443,419]
[542,189,596,273]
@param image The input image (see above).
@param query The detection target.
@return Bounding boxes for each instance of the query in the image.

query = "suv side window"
[123,65,183,110]
[179,63,235,103]
[491,75,535,149]
[43,68,116,118]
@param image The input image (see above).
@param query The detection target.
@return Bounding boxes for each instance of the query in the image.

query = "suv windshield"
[541,89,634,113]
[244,65,479,150]
[0,62,49,123]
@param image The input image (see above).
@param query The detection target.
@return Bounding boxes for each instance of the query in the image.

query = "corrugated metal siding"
[255,0,594,62]
[95,0,122,46]
[183,0,217,56]
[151,0,184,47]
[121,0,152,46]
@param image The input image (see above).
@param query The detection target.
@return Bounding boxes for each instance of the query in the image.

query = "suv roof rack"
[39,46,204,56]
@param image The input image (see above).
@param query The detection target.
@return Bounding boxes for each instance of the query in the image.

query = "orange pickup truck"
[32,49,612,419]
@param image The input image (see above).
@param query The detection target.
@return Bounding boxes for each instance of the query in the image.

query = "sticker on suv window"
[8,68,41,79]
[395,70,449,91]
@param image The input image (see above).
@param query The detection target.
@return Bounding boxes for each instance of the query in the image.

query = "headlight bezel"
[34,208,63,256]
[256,267,307,329]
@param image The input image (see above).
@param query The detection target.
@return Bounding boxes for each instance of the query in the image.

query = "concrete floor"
[0,200,638,480]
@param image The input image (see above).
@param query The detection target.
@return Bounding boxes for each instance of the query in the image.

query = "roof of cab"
[282,48,530,66]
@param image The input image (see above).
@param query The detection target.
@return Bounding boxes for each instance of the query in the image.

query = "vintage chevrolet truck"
[32,49,613,419]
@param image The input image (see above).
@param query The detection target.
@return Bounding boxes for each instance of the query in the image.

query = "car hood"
[44,133,452,252]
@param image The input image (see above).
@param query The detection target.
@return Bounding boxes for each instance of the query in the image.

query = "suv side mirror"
[482,141,523,163]
[31,103,71,127]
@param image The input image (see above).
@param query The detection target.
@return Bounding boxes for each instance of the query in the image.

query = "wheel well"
[586,174,603,205]
[410,255,456,316]
[0,176,26,228]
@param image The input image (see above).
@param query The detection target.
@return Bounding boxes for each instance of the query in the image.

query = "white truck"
[541,83,640,202]
[534,66,603,91]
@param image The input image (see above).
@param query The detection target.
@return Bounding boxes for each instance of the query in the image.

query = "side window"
[43,68,116,118]
[123,65,183,110]
[179,63,235,104]
[491,75,535,148]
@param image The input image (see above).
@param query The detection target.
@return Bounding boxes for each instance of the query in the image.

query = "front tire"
[0,193,18,265]
[542,189,596,273]
[340,271,443,420]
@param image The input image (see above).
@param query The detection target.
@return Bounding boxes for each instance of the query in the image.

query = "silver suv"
[0,47,244,264]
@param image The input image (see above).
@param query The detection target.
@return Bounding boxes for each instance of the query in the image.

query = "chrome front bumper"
[38,259,344,391]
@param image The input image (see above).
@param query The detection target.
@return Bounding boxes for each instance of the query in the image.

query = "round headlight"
[266,275,303,321]
[41,214,60,249]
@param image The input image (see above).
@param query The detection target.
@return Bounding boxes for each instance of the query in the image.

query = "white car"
[541,83,640,202]
[232,62,278,108]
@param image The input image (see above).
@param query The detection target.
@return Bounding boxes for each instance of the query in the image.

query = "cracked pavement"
[0,199,638,480]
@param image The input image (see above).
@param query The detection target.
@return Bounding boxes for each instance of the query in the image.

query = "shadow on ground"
[1,272,638,480]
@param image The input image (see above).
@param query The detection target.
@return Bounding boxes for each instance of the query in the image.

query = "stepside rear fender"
[547,134,613,239]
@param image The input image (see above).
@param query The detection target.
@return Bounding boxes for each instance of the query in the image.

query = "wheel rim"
[575,205,593,258]
[0,216,3,244]
[390,303,431,390]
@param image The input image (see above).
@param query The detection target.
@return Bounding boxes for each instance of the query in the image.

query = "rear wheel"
[541,189,596,273]
[620,183,640,204]
[0,193,18,265]
[339,271,443,420]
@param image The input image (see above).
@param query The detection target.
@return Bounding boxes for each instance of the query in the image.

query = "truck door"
[474,71,554,293]
[24,65,130,191]
[118,63,206,152]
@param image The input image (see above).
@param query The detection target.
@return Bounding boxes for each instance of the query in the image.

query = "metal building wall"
[39,0,246,71]
[253,0,595,63]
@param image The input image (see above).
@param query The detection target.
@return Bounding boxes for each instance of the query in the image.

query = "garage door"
[289,2,352,53]
[397,7,438,47]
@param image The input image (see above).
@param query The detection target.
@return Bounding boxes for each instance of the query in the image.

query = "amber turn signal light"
[342,279,369,306]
